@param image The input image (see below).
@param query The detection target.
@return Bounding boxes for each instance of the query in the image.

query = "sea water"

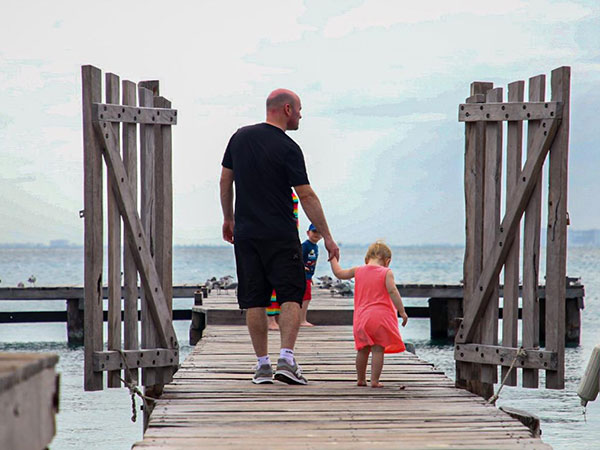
[0,245,598,449]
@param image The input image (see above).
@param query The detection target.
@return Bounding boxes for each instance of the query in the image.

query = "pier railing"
[457,66,571,398]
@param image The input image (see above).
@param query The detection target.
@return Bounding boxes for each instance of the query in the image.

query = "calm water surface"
[0,245,598,449]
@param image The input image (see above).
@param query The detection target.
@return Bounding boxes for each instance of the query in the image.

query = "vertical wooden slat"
[501,80,524,386]
[153,95,174,386]
[480,87,503,386]
[459,81,492,398]
[105,73,122,388]
[522,74,545,388]
[545,66,570,389]
[122,79,139,385]
[82,65,104,391]
[139,85,158,387]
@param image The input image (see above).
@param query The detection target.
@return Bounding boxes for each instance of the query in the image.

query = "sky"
[1,0,599,246]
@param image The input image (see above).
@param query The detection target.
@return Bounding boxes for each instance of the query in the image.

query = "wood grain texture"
[82,65,104,391]
[105,72,122,388]
[501,80,524,386]
[122,79,139,385]
[545,66,570,389]
[522,74,545,388]
[133,326,550,449]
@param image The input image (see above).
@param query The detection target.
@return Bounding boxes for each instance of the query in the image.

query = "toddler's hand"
[400,312,408,327]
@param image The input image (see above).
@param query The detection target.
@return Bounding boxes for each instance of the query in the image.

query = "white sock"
[257,355,270,366]
[280,348,294,364]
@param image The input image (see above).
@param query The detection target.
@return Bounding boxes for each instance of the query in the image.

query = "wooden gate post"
[82,65,104,391]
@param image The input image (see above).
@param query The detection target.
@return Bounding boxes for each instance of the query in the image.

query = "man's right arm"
[220,167,235,243]
[294,184,339,261]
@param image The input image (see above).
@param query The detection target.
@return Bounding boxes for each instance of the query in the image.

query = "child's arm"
[385,269,408,327]
[329,257,355,280]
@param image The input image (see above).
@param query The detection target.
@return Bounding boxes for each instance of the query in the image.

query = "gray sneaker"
[274,358,308,385]
[252,364,273,384]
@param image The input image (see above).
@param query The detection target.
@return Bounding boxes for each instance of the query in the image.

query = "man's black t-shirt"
[222,123,309,240]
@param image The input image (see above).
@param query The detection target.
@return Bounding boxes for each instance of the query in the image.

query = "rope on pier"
[116,349,156,422]
[488,347,528,405]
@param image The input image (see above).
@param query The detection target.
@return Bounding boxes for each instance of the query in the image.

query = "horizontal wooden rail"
[459,101,561,122]
[454,343,558,371]
[93,103,177,124]
[92,349,179,372]
[0,283,585,300]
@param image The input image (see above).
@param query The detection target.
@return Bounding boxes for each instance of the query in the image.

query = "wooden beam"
[545,66,570,389]
[501,80,524,386]
[92,349,179,372]
[82,65,104,392]
[454,344,557,371]
[122,79,139,386]
[456,116,561,345]
[93,119,178,351]
[93,103,177,125]
[522,74,546,389]
[480,87,503,384]
[459,101,561,122]
[459,84,490,391]
[105,72,122,389]
[138,86,159,387]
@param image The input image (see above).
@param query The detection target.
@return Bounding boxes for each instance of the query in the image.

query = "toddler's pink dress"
[353,265,405,354]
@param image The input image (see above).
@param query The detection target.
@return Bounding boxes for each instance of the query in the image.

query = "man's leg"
[278,301,301,350]
[246,307,268,357]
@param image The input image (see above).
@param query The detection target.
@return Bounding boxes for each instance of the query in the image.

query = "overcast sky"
[1,0,599,246]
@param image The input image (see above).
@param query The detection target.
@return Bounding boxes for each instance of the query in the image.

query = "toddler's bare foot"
[300,321,314,327]
[371,381,384,388]
[268,324,279,331]
[357,380,367,387]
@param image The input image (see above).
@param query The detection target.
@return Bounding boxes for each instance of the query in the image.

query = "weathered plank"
[459,101,561,121]
[134,326,549,449]
[122,79,139,385]
[545,66,570,389]
[502,80,524,386]
[481,87,503,385]
[82,65,104,391]
[106,72,122,388]
[94,103,177,124]
[139,86,159,387]
[522,74,545,388]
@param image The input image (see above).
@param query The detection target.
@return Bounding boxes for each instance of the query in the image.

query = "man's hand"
[222,220,234,244]
[324,236,340,262]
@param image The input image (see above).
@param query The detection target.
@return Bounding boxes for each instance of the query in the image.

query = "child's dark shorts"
[234,238,306,309]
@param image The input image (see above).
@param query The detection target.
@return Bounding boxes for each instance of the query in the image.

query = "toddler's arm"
[385,270,408,327]
[329,257,355,280]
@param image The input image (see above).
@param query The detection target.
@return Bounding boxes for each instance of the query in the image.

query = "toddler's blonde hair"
[364,240,392,264]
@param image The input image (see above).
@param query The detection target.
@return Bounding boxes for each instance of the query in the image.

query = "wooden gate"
[455,66,570,399]
[82,65,179,397]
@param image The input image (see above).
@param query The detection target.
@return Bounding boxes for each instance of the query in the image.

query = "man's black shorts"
[234,238,305,309]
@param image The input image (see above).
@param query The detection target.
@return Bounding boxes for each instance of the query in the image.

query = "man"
[220,88,339,385]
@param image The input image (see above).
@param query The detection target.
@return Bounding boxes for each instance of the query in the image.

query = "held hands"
[324,236,340,262]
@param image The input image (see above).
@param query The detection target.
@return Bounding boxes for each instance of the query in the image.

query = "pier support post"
[189,308,206,345]
[428,298,462,341]
[538,297,582,346]
[66,298,84,347]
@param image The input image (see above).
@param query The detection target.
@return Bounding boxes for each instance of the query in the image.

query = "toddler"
[330,241,408,388]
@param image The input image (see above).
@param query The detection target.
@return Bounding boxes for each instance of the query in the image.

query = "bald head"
[266,89,299,110]
[265,88,302,131]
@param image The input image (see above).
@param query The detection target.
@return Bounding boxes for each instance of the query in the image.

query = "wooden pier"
[134,325,549,449]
